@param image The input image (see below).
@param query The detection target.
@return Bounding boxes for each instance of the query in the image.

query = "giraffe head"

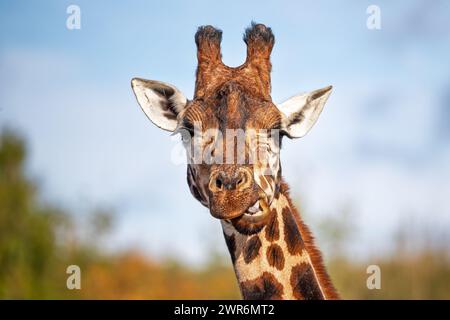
[132,23,332,235]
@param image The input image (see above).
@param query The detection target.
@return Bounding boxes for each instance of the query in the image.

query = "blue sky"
[1,0,450,264]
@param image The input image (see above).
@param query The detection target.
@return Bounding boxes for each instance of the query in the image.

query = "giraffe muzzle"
[207,167,261,220]
[208,175,272,235]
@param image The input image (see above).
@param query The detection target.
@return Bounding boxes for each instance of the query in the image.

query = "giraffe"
[131,23,339,300]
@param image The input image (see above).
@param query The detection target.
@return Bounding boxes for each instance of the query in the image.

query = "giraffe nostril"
[215,177,223,190]
[236,169,251,190]
[237,174,246,187]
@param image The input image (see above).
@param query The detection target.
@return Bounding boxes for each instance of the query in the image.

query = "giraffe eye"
[178,127,193,145]
[181,134,190,143]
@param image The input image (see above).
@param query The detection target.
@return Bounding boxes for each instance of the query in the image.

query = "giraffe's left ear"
[277,85,332,138]
[131,78,188,132]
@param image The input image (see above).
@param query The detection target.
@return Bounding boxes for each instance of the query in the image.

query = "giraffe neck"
[221,182,339,300]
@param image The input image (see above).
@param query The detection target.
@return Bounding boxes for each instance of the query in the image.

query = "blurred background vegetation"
[1,128,449,299]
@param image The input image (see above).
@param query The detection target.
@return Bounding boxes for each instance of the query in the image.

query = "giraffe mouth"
[229,195,272,234]
[243,199,268,219]
[247,195,270,216]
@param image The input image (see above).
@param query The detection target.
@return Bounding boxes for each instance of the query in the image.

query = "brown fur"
[281,206,305,255]
[195,23,274,100]
[240,272,284,300]
[243,235,262,264]
[266,244,285,270]
[290,263,324,300]
[265,208,280,242]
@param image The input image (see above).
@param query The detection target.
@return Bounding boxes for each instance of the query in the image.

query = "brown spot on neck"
[290,263,324,300]
[266,244,285,270]
[240,272,284,300]
[281,206,305,255]
[243,236,262,264]
[265,208,279,242]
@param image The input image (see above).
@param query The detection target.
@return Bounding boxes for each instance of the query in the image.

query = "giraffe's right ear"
[131,78,188,132]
